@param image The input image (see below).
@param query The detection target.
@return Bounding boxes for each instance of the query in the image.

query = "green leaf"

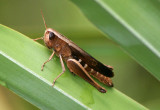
[0,24,147,109]
[70,0,160,81]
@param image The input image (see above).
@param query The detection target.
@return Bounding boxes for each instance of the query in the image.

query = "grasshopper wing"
[69,44,114,77]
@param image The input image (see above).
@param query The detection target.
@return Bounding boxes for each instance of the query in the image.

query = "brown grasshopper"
[33,12,114,93]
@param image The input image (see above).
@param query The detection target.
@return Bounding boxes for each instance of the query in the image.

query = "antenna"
[41,10,47,29]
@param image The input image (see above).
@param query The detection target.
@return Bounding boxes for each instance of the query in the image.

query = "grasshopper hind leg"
[67,59,106,93]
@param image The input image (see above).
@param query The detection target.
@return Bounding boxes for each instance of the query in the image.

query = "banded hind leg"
[67,59,106,93]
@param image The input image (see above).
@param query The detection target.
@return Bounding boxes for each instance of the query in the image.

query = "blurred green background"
[0,0,160,110]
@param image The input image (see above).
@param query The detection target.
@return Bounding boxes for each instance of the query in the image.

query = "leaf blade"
[0,24,147,110]
[70,0,160,80]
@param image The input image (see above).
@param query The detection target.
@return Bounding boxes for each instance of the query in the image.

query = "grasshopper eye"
[49,32,55,40]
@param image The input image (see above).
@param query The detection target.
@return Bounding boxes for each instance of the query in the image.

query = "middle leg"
[52,54,66,86]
